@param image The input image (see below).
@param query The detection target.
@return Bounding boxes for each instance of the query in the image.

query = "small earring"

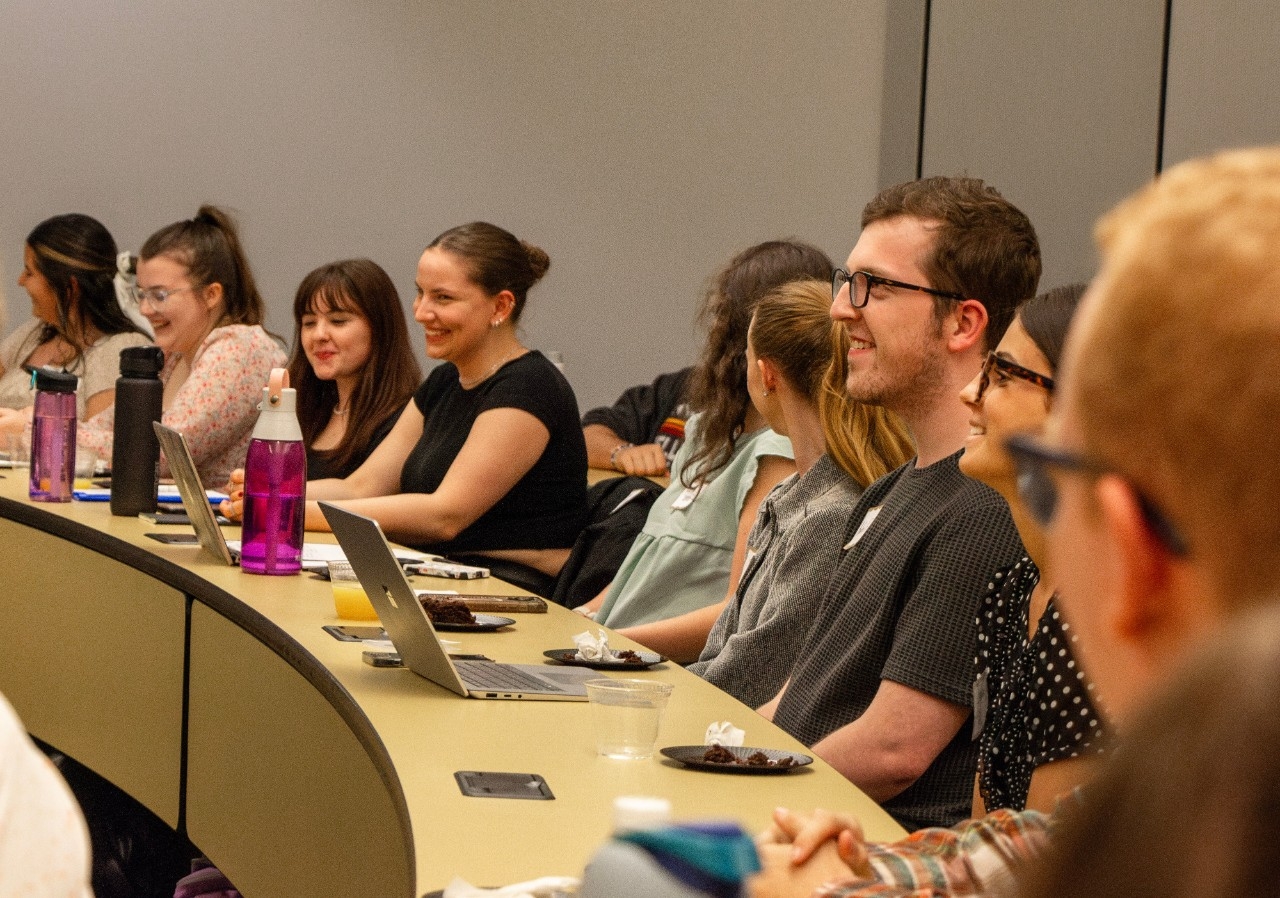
[761,388,771,397]
[491,319,502,328]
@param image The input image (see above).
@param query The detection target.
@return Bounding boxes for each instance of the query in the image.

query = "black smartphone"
[145,533,199,545]
[140,512,192,525]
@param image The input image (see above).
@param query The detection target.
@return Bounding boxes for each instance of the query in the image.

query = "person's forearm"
[812,725,926,803]
[757,682,788,721]
[312,493,476,545]
[620,598,728,662]
[583,423,629,469]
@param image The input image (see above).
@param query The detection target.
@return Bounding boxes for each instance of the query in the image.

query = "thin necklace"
[459,349,523,389]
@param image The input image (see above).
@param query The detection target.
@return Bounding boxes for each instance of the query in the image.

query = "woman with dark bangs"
[287,259,420,480]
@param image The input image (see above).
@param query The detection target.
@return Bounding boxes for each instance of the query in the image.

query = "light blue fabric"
[596,413,792,629]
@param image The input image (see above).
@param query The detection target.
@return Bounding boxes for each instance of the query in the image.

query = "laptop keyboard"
[456,661,557,692]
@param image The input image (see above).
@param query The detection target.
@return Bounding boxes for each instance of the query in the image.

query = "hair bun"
[521,241,551,282]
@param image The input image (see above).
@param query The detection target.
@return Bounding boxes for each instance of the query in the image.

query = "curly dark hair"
[680,240,834,487]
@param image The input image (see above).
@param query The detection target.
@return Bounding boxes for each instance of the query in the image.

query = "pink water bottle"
[29,367,78,502]
[240,368,307,575]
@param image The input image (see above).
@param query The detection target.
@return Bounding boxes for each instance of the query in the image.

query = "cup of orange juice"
[328,561,379,621]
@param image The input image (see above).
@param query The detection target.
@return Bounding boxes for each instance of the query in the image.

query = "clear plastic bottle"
[240,369,307,575]
[29,367,78,503]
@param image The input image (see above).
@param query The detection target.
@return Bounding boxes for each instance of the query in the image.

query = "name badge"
[671,483,703,510]
[844,506,882,550]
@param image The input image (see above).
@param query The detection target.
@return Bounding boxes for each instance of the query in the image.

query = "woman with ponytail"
[622,280,914,700]
[79,205,286,484]
[227,222,588,595]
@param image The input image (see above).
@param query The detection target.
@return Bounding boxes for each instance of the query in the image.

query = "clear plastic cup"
[586,678,673,760]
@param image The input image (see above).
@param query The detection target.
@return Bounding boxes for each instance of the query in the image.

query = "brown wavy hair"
[680,240,835,487]
[750,279,914,486]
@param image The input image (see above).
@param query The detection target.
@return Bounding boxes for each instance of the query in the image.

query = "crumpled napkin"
[704,720,745,747]
[573,628,613,661]
[442,875,579,898]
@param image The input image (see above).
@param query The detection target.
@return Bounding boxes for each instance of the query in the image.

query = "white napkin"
[442,875,579,898]
[704,721,745,747]
[572,628,612,661]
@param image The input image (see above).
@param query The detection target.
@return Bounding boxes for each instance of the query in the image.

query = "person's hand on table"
[611,442,669,476]
[757,807,871,874]
[749,840,862,898]
[220,468,245,521]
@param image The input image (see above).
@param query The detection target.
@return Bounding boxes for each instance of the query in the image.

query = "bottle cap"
[33,366,78,394]
[612,796,672,832]
[119,345,165,377]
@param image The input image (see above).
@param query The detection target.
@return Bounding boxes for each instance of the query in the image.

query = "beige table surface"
[0,471,903,896]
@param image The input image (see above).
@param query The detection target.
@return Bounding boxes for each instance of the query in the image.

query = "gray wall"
[7,0,1280,407]
[0,0,888,412]
[1162,0,1280,166]
[885,0,1280,293]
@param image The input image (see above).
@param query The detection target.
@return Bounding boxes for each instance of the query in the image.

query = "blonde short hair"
[1075,147,1280,603]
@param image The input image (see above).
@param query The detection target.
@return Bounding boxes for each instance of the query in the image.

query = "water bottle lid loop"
[267,368,290,406]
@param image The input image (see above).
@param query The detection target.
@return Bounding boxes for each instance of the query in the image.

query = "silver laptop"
[153,423,414,570]
[154,423,237,564]
[321,502,595,701]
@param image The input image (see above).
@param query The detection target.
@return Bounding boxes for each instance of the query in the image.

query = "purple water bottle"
[29,367,79,503]
[240,368,307,575]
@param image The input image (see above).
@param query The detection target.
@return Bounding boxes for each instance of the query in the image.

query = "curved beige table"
[0,473,903,897]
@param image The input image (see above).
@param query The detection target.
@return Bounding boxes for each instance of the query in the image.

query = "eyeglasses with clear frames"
[129,285,199,308]
[831,267,967,309]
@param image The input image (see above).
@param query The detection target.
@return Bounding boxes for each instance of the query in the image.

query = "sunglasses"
[1005,433,1189,557]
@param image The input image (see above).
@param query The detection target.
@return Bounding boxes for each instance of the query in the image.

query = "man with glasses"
[750,147,1280,897]
[758,176,1040,830]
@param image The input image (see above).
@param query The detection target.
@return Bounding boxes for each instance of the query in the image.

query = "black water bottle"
[110,346,165,516]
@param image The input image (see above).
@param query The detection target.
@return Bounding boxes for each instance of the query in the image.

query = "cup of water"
[586,678,673,760]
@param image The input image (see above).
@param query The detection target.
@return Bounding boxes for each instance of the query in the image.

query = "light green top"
[596,413,793,629]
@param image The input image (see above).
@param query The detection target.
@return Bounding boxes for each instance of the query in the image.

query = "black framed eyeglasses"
[1005,433,1190,557]
[975,352,1055,403]
[832,267,967,309]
